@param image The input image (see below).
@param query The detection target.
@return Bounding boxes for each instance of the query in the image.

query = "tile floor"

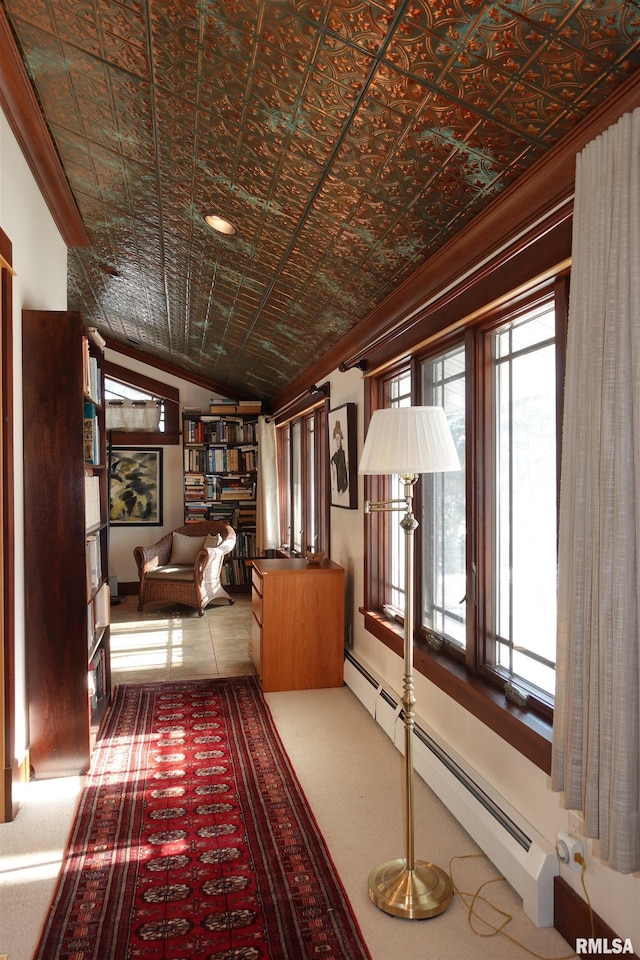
[109,593,255,685]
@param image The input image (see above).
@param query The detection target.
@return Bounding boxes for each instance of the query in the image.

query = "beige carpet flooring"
[0,596,575,960]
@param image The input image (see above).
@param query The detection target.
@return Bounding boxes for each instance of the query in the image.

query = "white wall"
[0,110,68,767]
[104,349,214,587]
[326,366,640,948]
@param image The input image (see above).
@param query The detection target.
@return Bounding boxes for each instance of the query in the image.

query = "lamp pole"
[365,476,453,919]
[359,406,460,920]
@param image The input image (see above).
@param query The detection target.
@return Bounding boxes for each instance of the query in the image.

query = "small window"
[105,377,164,432]
[103,361,180,445]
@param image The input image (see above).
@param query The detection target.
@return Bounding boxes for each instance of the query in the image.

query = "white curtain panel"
[106,400,160,431]
[551,108,640,873]
[256,416,279,553]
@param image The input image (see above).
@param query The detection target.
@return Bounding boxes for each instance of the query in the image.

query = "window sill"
[109,429,179,446]
[361,609,552,773]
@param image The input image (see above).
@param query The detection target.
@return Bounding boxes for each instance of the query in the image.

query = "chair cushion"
[146,564,195,582]
[204,533,222,548]
[170,532,206,564]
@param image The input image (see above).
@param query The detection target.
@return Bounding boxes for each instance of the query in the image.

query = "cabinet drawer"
[251,611,262,678]
[251,584,263,626]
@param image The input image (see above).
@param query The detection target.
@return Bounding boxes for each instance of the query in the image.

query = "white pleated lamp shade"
[359,406,460,475]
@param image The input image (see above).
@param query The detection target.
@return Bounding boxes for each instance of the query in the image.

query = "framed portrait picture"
[328,403,357,509]
[110,447,163,525]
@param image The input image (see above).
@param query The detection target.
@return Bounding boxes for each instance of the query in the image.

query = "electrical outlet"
[568,811,585,838]
[556,830,583,871]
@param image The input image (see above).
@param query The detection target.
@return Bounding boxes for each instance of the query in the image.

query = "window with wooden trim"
[364,281,566,761]
[276,404,328,556]
[103,361,180,445]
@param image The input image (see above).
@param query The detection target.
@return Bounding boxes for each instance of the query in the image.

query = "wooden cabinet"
[251,558,345,692]
[23,310,110,779]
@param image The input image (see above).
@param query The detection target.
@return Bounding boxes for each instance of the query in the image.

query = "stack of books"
[209,399,262,415]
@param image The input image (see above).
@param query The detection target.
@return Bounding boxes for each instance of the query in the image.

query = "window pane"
[281,425,291,549]
[421,345,466,648]
[308,418,316,549]
[292,421,302,553]
[493,303,556,697]
[386,373,412,615]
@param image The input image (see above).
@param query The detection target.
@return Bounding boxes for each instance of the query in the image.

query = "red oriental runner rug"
[33,676,372,960]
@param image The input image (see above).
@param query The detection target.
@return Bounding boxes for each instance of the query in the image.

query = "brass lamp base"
[368,858,453,920]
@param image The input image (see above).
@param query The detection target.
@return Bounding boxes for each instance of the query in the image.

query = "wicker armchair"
[133,521,236,616]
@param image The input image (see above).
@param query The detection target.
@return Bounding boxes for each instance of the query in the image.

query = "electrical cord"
[573,853,595,939]
[449,853,579,960]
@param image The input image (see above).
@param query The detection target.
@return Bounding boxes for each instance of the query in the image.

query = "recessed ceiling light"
[205,214,237,236]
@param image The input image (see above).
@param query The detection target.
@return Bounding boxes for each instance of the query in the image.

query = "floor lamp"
[359,406,460,920]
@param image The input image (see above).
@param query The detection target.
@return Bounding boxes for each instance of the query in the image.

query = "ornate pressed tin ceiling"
[3,0,640,400]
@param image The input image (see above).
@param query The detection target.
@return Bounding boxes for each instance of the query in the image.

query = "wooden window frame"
[362,276,569,774]
[103,361,180,445]
[276,400,329,557]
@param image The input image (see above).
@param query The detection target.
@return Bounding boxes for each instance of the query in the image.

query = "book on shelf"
[83,400,100,464]
[84,473,101,529]
[81,337,103,404]
[205,505,236,523]
[89,647,107,714]
[209,400,262,415]
[86,533,102,598]
[184,503,209,521]
[87,599,97,654]
[205,475,221,500]
[208,400,239,414]
[186,416,258,446]
[94,581,110,628]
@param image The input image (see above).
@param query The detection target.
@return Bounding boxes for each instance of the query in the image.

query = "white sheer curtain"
[106,400,160,431]
[551,109,640,873]
[256,416,279,554]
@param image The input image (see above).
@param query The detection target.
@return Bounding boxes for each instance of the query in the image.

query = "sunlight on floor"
[1,850,68,884]
[1,600,255,960]
[0,776,84,890]
[109,596,254,684]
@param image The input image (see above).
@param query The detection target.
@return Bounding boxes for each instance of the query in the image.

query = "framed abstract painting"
[110,447,163,525]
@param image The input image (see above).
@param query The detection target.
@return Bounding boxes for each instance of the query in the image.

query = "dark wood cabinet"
[23,310,110,778]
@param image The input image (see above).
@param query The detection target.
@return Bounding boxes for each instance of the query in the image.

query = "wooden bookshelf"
[183,408,262,588]
[23,310,111,778]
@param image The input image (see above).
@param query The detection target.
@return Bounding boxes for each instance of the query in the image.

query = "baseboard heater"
[344,650,557,927]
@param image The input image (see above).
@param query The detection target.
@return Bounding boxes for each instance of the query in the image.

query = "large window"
[277,403,328,556]
[365,283,566,759]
